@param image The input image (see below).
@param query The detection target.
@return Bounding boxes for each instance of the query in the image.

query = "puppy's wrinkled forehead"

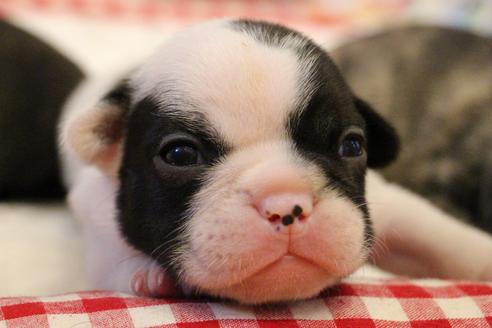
[131,20,334,147]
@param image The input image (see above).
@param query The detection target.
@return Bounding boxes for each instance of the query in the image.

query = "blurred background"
[0,0,491,296]
[3,0,492,34]
[2,0,492,75]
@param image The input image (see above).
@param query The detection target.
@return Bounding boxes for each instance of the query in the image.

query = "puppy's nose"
[255,193,313,226]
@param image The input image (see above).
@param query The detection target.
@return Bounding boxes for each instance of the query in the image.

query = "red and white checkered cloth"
[2,277,492,327]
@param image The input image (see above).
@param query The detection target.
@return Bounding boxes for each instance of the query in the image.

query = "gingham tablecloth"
[2,277,492,327]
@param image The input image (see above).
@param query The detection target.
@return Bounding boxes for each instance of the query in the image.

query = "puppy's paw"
[131,265,178,298]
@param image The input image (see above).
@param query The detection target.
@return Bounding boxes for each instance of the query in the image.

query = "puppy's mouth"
[232,252,327,283]
[234,253,328,283]
[257,253,325,273]
[203,253,336,304]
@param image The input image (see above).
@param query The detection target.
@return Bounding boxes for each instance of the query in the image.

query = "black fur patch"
[290,83,372,243]
[117,97,228,274]
[353,97,400,168]
[230,19,335,69]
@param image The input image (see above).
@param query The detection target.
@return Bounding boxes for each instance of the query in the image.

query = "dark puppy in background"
[62,20,492,304]
[332,26,492,233]
[0,21,83,199]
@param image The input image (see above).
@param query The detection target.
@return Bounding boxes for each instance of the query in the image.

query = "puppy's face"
[67,20,398,304]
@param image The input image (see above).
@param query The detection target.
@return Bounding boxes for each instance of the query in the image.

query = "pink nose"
[255,193,313,226]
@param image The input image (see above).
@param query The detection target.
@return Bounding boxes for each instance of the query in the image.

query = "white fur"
[131,20,316,147]
[67,167,181,297]
[366,171,492,281]
[68,166,139,292]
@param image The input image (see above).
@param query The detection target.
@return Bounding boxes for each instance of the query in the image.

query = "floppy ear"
[63,82,131,177]
[354,97,399,168]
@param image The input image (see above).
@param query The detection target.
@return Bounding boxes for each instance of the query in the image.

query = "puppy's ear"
[354,97,399,168]
[64,82,130,177]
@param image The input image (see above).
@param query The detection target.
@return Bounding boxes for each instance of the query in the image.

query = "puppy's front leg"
[367,171,492,281]
[68,167,178,297]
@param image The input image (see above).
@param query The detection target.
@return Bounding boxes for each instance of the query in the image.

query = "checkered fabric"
[1,278,492,327]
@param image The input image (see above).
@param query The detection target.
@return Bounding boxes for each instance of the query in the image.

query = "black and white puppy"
[61,19,492,304]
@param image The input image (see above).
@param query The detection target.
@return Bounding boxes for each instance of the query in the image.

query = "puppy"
[61,20,492,304]
[331,26,492,233]
[0,21,83,199]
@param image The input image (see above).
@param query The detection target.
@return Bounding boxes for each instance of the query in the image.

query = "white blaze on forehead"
[131,20,308,147]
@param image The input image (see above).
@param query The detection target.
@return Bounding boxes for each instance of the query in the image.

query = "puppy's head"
[65,19,398,304]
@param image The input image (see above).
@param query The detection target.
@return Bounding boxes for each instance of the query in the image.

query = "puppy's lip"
[203,253,335,303]
[253,253,328,276]
[208,252,330,290]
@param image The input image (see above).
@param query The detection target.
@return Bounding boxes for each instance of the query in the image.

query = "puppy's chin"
[204,255,338,304]
[177,189,368,304]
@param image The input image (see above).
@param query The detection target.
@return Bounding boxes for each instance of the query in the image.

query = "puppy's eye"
[160,143,203,166]
[339,134,364,158]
